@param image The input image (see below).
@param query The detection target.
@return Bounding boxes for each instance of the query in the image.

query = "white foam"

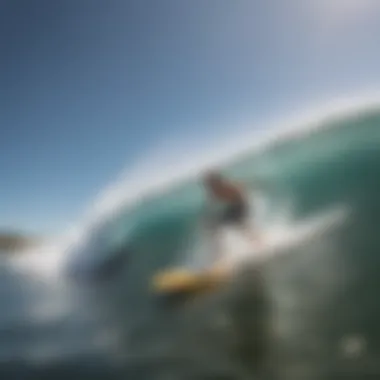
[7,237,69,280]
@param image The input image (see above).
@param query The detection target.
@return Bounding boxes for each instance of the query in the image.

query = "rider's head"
[203,170,224,190]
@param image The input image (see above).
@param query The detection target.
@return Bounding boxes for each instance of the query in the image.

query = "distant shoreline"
[0,232,42,253]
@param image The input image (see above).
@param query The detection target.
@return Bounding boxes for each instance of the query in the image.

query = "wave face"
[67,107,380,275]
[62,106,380,378]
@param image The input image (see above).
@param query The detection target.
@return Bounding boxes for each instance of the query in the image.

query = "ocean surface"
[2,105,380,379]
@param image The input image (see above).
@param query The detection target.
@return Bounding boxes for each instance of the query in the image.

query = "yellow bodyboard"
[151,264,231,296]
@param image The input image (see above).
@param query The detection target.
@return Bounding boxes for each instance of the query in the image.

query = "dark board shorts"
[218,201,249,226]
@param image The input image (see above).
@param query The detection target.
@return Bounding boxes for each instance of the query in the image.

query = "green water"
[69,107,380,379]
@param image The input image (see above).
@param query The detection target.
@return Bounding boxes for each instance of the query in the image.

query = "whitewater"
[3,96,380,379]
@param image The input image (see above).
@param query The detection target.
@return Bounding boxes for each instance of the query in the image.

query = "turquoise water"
[2,106,380,378]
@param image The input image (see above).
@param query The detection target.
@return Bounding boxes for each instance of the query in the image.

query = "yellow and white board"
[151,263,231,296]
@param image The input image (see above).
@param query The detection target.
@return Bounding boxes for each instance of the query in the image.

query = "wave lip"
[78,95,380,234]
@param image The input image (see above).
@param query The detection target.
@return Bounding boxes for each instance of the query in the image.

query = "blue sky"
[2,0,380,235]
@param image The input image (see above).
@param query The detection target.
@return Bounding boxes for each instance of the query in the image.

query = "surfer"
[202,170,261,252]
